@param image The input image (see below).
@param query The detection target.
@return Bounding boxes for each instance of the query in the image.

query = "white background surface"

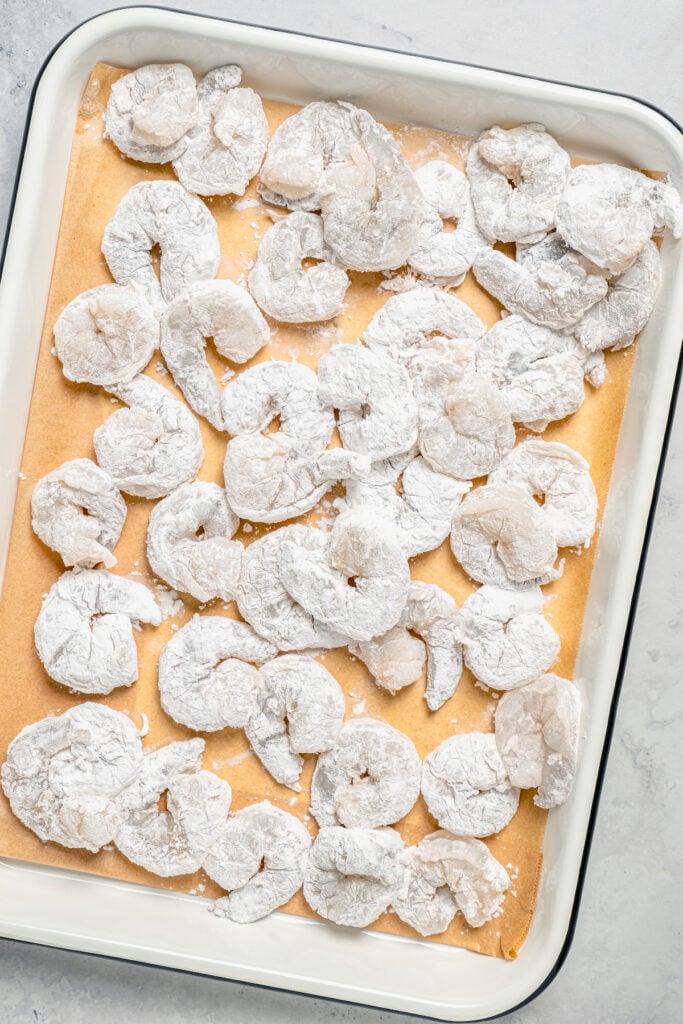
[1,2,682,1022]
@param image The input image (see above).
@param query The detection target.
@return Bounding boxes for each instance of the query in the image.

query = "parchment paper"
[0,64,639,959]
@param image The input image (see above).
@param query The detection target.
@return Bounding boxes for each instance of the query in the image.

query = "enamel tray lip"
[0,6,682,1022]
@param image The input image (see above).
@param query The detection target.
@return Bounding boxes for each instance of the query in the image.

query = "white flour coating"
[1,704,143,851]
[392,832,510,934]
[94,375,204,499]
[303,825,404,928]
[573,239,661,352]
[472,247,608,331]
[222,361,367,522]
[467,125,570,244]
[309,718,421,828]
[101,181,220,314]
[205,801,311,923]
[244,655,345,789]
[34,569,161,694]
[363,287,486,362]
[158,614,277,732]
[337,454,470,558]
[319,105,429,272]
[115,740,232,876]
[53,284,158,387]
[489,439,597,548]
[422,732,520,837]
[450,482,562,588]
[494,674,582,808]
[248,211,349,322]
[555,163,683,274]
[278,511,411,642]
[173,66,268,197]
[350,626,426,697]
[408,160,490,284]
[475,314,600,432]
[236,526,350,650]
[160,280,269,430]
[31,458,126,569]
[104,63,197,163]
[317,344,419,461]
[455,585,560,691]
[146,481,243,603]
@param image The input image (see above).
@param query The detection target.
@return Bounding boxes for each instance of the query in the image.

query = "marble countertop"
[1,2,682,1022]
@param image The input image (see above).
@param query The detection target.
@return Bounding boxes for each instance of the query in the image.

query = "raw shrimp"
[222,360,367,522]
[475,314,600,432]
[244,655,345,790]
[489,438,597,548]
[317,344,419,461]
[319,106,429,271]
[573,240,661,351]
[256,185,321,212]
[338,454,470,558]
[472,248,608,331]
[392,832,510,935]
[278,511,411,642]
[94,375,204,499]
[104,63,197,163]
[408,161,490,284]
[555,163,683,274]
[363,287,485,362]
[455,585,560,691]
[303,825,404,928]
[205,801,311,923]
[351,626,426,697]
[158,615,277,732]
[34,569,161,694]
[115,740,232,876]
[421,732,520,837]
[449,482,561,588]
[248,211,349,323]
[53,284,158,386]
[309,718,421,828]
[173,66,268,196]
[467,125,571,244]
[236,526,350,651]
[101,181,220,314]
[1,703,143,851]
[31,458,127,569]
[160,279,269,430]
[146,481,243,603]
[495,674,582,808]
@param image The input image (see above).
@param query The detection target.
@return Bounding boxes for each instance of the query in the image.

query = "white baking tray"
[1,6,682,1020]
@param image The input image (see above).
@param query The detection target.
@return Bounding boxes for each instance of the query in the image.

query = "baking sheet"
[0,62,638,960]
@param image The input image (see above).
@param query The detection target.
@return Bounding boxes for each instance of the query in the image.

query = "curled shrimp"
[94,375,204,499]
[408,160,490,284]
[101,181,220,314]
[104,63,198,163]
[248,211,349,323]
[317,343,419,461]
[146,481,243,603]
[173,66,269,197]
[205,801,311,923]
[555,163,683,274]
[363,286,485,363]
[455,584,560,691]
[53,283,158,387]
[160,280,269,430]
[278,511,411,642]
[309,718,421,829]
[494,674,582,808]
[31,458,127,569]
[244,655,345,790]
[467,124,571,244]
[34,569,161,694]
[157,614,277,732]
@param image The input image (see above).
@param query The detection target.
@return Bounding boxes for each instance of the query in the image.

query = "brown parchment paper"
[0,64,640,960]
